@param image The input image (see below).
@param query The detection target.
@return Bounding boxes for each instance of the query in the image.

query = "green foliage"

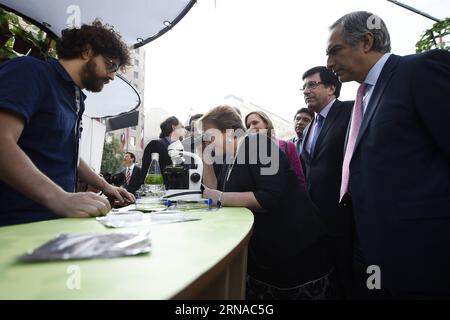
[416,18,450,53]
[101,138,124,174]
[0,7,58,61]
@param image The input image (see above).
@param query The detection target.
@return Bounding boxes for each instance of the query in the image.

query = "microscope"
[162,139,203,201]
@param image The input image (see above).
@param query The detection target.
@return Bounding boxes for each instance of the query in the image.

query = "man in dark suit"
[121,152,142,195]
[327,11,450,298]
[300,66,353,298]
[291,108,313,155]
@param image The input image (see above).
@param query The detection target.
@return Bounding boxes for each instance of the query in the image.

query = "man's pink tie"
[126,168,131,185]
[340,83,367,202]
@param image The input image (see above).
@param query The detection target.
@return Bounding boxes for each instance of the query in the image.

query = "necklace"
[221,136,245,191]
[226,156,236,181]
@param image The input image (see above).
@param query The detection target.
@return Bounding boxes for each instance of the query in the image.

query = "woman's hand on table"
[202,186,222,206]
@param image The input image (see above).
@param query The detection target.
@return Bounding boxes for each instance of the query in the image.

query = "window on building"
[130,136,136,147]
[134,59,139,66]
[134,71,139,79]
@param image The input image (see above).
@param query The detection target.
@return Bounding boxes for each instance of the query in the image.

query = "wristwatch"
[217,191,223,208]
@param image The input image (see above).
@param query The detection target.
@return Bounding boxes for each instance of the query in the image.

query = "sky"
[144,0,449,124]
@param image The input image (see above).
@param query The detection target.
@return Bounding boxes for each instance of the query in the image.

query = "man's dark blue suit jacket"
[349,49,450,294]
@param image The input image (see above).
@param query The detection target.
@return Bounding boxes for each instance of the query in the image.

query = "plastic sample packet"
[18,229,151,262]
[97,212,153,228]
[135,197,166,212]
[97,210,200,228]
[163,198,213,211]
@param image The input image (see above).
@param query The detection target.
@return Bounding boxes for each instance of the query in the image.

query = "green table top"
[0,207,253,299]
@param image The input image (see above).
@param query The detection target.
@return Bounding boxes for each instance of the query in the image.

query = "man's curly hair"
[56,19,130,67]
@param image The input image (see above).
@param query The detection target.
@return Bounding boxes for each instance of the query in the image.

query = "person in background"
[185,113,203,135]
[200,105,332,300]
[120,152,142,195]
[140,116,186,184]
[183,113,204,167]
[245,110,306,189]
[0,20,135,226]
[291,108,313,155]
[300,66,353,298]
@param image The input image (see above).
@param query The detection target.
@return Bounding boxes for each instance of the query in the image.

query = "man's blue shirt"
[0,56,85,226]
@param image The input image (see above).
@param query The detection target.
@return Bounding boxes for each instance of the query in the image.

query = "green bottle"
[145,173,164,185]
[144,153,165,191]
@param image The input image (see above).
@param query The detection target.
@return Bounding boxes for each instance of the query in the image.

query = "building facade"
[106,47,146,165]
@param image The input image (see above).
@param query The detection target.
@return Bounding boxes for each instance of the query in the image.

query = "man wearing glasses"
[300,66,354,299]
[0,20,135,226]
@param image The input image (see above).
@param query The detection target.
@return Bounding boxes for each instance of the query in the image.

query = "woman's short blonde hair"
[244,110,275,137]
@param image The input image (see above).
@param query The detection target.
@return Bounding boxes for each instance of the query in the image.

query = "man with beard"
[0,20,135,226]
